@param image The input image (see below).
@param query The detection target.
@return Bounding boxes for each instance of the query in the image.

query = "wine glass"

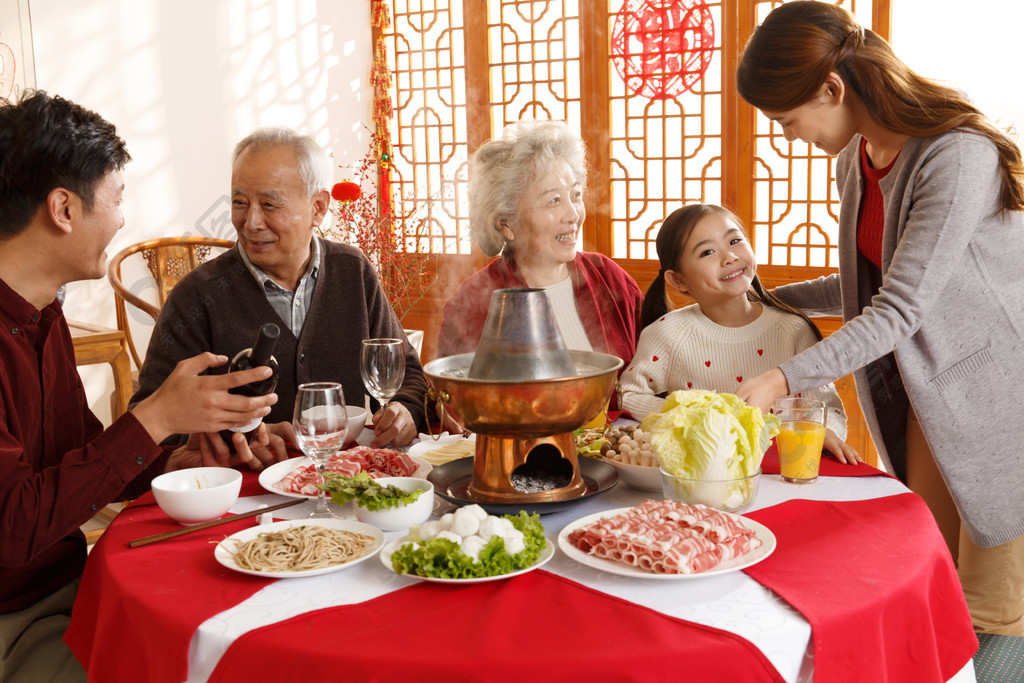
[293,382,348,518]
[360,338,406,409]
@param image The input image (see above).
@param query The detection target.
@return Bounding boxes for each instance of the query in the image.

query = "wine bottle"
[219,323,281,446]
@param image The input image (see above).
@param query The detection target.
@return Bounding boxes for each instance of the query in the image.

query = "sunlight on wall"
[31,0,372,424]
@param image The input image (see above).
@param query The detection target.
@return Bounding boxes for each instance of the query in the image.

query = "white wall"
[29,0,373,423]
[892,0,1023,135]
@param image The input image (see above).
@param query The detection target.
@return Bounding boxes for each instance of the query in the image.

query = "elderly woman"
[437,120,641,371]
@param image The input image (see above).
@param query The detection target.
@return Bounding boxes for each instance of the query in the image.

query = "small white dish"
[151,467,242,525]
[379,538,554,584]
[353,477,434,531]
[344,405,369,445]
[407,434,476,465]
[213,518,385,578]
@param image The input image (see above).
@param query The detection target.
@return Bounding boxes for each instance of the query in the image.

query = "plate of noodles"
[213,519,386,578]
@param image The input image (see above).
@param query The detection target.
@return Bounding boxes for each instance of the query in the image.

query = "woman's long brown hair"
[736,0,1024,214]
[641,204,822,341]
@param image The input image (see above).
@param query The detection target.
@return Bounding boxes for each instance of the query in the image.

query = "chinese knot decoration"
[610,0,715,101]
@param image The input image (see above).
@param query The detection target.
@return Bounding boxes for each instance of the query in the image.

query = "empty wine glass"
[293,382,348,518]
[360,338,406,409]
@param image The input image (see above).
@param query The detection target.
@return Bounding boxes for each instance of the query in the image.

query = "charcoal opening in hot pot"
[510,446,573,493]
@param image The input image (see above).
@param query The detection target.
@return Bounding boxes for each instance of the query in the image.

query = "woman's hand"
[735,368,790,414]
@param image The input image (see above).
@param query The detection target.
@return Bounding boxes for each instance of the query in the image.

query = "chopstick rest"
[128,498,305,548]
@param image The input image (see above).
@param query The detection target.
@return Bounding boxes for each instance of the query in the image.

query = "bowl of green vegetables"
[325,472,434,531]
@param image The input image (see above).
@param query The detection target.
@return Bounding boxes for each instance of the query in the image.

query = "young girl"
[619,203,860,464]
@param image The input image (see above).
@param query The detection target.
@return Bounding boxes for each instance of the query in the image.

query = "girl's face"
[667,212,756,306]
[505,158,584,274]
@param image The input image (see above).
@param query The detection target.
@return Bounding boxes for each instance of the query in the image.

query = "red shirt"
[857,138,900,268]
[0,278,167,612]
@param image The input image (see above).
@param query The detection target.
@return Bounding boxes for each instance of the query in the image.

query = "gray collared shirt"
[237,236,320,337]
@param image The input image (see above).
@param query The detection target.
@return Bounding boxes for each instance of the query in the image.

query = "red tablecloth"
[209,571,783,683]
[744,494,977,682]
[66,469,976,683]
[65,473,278,683]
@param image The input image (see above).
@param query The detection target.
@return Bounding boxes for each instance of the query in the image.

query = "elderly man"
[133,127,428,460]
[0,91,278,682]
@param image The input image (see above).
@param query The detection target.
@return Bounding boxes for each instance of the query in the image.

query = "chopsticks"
[128,498,305,549]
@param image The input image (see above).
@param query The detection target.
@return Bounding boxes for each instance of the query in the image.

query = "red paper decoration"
[610,0,715,101]
[0,36,16,101]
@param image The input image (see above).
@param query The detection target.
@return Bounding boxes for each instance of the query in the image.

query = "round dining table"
[66,437,978,683]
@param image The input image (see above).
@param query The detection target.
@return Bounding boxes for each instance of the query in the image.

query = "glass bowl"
[659,468,761,513]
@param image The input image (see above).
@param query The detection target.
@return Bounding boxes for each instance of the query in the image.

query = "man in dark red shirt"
[0,91,279,681]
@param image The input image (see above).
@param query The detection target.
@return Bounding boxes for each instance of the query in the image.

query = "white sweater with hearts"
[620,303,847,439]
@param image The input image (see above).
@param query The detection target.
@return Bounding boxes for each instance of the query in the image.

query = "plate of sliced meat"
[557,500,776,579]
[259,447,432,499]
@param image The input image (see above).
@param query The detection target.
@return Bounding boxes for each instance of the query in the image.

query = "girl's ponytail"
[640,270,671,329]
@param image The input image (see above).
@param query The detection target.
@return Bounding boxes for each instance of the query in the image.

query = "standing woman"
[734,0,1024,636]
[437,120,641,371]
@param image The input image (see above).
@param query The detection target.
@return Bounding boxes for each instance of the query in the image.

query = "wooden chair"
[107,235,236,372]
[87,237,235,547]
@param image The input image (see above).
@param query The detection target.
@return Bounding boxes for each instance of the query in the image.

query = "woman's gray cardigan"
[776,130,1024,548]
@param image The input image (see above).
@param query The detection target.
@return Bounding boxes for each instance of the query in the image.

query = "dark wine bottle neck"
[250,323,281,366]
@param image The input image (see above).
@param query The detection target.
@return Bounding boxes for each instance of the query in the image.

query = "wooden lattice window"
[385,0,887,277]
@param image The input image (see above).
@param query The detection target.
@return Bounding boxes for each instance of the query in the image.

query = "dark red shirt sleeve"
[0,283,166,612]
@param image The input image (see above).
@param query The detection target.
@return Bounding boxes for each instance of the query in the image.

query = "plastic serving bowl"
[354,477,434,531]
[151,467,242,525]
[659,468,761,513]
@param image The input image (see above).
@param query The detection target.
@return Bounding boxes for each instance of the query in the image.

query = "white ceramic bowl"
[354,477,434,531]
[345,405,368,444]
[151,467,242,525]
[659,468,761,513]
[603,458,662,491]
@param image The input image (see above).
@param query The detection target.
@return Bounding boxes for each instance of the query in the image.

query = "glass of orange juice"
[772,397,826,484]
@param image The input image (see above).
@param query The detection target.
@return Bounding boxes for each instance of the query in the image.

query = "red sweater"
[437,252,642,365]
[857,138,900,268]
[0,278,167,613]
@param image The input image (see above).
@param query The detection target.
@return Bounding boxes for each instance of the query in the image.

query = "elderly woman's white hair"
[468,120,588,257]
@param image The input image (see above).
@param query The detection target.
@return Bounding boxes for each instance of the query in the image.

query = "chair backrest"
[107,236,236,369]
